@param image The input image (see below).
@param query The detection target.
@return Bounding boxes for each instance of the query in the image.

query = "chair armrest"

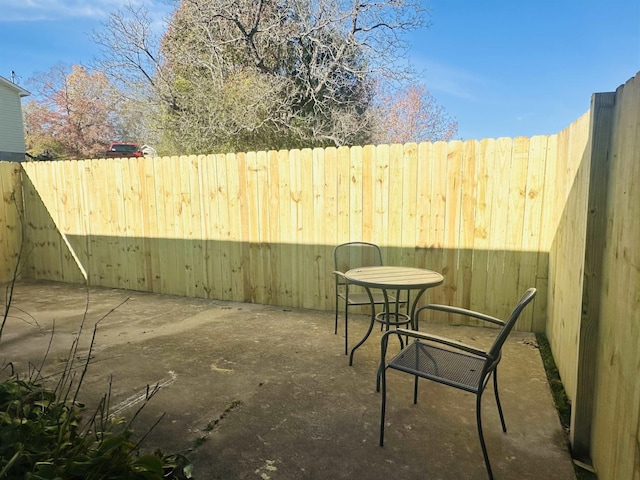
[394,328,488,358]
[418,304,505,326]
[333,271,349,287]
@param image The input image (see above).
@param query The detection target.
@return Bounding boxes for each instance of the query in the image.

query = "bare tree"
[93,0,432,154]
[171,0,431,151]
[92,3,171,149]
[371,84,458,144]
[93,4,168,100]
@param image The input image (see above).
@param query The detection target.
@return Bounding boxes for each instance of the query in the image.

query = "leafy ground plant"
[0,373,192,479]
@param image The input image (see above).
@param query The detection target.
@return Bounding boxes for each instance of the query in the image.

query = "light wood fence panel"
[468,139,492,323]
[545,111,591,406]
[202,154,221,299]
[590,73,640,480]
[426,141,447,306]
[19,137,558,330]
[0,162,22,283]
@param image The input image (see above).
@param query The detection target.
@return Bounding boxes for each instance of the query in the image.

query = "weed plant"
[1,232,193,479]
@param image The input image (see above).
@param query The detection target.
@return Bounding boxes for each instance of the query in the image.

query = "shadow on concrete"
[2,281,575,480]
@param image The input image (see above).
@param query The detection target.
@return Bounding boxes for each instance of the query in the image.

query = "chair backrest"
[488,288,537,360]
[333,242,383,277]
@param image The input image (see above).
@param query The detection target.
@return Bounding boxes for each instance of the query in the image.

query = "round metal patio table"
[343,265,444,365]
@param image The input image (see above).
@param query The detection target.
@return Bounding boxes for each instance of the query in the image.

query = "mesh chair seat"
[387,342,486,393]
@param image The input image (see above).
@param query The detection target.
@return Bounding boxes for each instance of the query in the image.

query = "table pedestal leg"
[349,287,377,366]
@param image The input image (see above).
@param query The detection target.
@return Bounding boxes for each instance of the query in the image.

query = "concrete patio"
[1,281,576,480]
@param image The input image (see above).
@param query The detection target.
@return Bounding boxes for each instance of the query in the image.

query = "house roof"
[0,75,30,97]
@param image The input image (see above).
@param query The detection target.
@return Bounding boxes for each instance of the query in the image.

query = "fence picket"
[8,135,574,321]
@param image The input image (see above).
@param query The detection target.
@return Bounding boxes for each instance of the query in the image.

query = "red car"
[105,142,143,158]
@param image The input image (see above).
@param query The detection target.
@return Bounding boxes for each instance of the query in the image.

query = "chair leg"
[476,391,494,480]
[492,369,507,432]
[379,367,387,446]
[344,304,349,355]
[334,285,341,335]
[413,343,421,404]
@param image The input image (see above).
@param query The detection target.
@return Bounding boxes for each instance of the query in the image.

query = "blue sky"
[1,0,638,141]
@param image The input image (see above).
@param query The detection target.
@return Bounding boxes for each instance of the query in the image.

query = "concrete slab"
[2,281,576,480]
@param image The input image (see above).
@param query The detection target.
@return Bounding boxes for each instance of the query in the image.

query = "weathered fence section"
[18,138,562,331]
[0,161,22,283]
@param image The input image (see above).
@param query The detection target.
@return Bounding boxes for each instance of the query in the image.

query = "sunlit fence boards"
[17,136,565,332]
[589,74,640,480]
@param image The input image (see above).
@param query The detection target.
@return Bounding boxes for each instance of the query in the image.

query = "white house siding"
[0,76,29,162]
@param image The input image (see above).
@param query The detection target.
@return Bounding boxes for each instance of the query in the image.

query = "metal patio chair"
[332,242,406,355]
[379,288,537,480]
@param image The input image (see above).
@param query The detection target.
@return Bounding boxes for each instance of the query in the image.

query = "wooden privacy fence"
[13,133,589,332]
[1,71,639,480]
[577,75,640,480]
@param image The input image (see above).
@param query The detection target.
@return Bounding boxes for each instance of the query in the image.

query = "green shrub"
[0,375,192,479]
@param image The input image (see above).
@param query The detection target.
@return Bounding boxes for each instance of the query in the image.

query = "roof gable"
[0,76,30,97]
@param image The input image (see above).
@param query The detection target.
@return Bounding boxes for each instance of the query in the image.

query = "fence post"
[570,92,615,463]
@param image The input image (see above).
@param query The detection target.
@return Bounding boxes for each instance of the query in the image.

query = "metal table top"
[344,266,444,290]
